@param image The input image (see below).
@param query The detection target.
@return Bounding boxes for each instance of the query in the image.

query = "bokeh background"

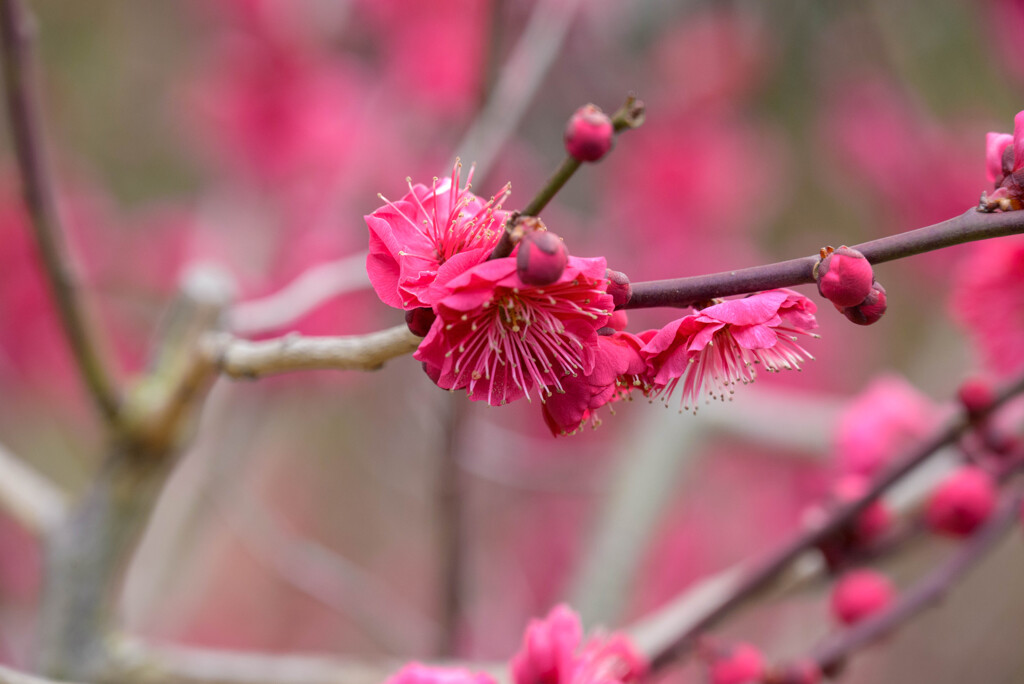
[1,1,1023,682]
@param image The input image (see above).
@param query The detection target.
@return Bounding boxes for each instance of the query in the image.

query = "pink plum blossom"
[834,375,941,479]
[642,289,818,412]
[386,664,497,684]
[510,605,645,684]
[951,234,1024,375]
[414,256,613,407]
[366,163,511,310]
[511,604,582,684]
[541,331,651,436]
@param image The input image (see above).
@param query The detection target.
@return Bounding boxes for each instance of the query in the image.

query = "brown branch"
[645,369,1024,672]
[213,324,422,379]
[809,487,1024,673]
[624,208,1024,309]
[0,0,120,421]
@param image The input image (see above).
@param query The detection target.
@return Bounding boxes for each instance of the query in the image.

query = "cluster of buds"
[813,246,886,325]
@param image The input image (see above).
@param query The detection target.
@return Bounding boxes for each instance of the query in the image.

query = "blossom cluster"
[366,164,820,435]
[386,605,645,684]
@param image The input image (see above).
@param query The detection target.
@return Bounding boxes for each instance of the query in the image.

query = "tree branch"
[645,369,1024,672]
[0,0,120,421]
[809,487,1024,673]
[108,639,504,684]
[212,324,421,379]
[0,440,67,535]
[228,253,371,337]
[624,208,1024,309]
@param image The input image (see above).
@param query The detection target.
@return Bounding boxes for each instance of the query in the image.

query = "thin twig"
[453,0,588,182]
[0,0,120,421]
[109,639,412,684]
[228,253,371,337]
[213,324,421,379]
[809,488,1024,673]
[436,398,468,656]
[645,370,1024,672]
[0,440,67,535]
[625,208,1024,309]
[224,490,440,654]
[489,95,646,260]
[0,664,76,684]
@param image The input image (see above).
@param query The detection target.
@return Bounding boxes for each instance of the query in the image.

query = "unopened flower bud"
[763,661,822,684]
[832,476,892,545]
[925,466,996,537]
[839,280,887,325]
[565,104,614,162]
[406,307,437,337]
[958,377,994,417]
[830,570,894,625]
[815,246,873,307]
[707,643,764,684]
[606,269,631,309]
[516,230,569,286]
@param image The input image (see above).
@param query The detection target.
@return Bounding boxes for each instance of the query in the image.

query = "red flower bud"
[708,643,764,684]
[816,246,873,307]
[957,377,995,417]
[564,104,614,162]
[925,466,996,537]
[516,230,569,286]
[838,280,887,325]
[832,476,892,545]
[606,269,631,309]
[406,307,437,337]
[830,570,894,625]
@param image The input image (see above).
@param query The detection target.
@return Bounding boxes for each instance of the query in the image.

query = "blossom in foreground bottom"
[415,256,613,406]
[542,330,651,436]
[511,604,646,684]
[386,663,496,684]
[642,289,818,412]
[366,161,511,309]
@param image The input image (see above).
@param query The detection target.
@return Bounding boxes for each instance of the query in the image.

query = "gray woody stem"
[0,0,121,421]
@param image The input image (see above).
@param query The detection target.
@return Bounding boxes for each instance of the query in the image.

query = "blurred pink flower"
[511,604,582,684]
[987,0,1024,85]
[185,28,363,186]
[415,256,613,407]
[642,289,818,412]
[600,112,785,279]
[366,163,510,310]
[510,605,645,684]
[650,8,773,109]
[386,664,496,684]
[542,331,650,436]
[356,0,488,115]
[822,78,980,232]
[951,234,1024,375]
[834,375,941,478]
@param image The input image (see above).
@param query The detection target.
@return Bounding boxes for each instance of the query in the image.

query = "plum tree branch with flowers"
[2,2,1024,684]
